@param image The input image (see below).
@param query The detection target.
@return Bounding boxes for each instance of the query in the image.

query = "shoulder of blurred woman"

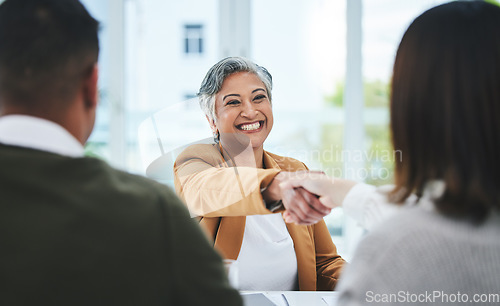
[350,205,500,262]
[264,150,308,171]
[337,207,500,300]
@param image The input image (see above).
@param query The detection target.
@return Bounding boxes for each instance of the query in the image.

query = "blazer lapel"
[264,150,317,290]
[285,222,317,291]
[214,216,246,260]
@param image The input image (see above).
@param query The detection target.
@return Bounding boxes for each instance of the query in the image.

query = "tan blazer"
[174,144,346,290]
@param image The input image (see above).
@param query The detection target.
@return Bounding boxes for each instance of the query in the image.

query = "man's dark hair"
[390,1,500,223]
[0,0,99,110]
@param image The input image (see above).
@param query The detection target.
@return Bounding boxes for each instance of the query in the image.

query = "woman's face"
[211,71,273,150]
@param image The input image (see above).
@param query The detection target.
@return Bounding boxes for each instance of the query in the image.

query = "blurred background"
[79,0,494,260]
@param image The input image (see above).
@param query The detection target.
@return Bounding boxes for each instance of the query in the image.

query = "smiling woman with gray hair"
[173,56,346,291]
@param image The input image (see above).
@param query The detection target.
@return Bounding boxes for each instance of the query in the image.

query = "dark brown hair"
[391,1,500,222]
[0,0,99,110]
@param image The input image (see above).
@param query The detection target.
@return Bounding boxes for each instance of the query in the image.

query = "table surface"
[240,291,339,306]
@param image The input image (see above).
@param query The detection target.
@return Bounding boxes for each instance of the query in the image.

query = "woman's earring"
[213,130,220,144]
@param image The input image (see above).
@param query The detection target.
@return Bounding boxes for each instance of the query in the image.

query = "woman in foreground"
[282,1,500,304]
[173,57,345,291]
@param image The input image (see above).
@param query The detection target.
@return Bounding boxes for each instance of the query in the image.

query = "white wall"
[127,0,219,112]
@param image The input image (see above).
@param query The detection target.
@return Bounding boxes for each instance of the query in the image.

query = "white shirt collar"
[0,115,84,157]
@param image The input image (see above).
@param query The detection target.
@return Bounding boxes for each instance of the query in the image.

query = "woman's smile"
[236,120,264,132]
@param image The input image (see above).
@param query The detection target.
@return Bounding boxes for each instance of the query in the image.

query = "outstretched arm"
[280,174,408,230]
[174,144,280,217]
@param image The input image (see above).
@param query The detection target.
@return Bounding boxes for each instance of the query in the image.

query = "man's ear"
[83,63,99,109]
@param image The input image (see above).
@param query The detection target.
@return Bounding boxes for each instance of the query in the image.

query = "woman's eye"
[226,100,240,106]
[254,95,266,101]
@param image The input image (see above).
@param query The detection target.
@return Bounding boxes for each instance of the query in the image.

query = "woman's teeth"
[239,122,261,131]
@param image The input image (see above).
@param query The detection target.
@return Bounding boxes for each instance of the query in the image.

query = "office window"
[183,93,198,110]
[184,24,204,54]
[184,93,197,101]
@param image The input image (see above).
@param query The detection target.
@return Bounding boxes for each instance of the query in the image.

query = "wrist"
[261,172,284,203]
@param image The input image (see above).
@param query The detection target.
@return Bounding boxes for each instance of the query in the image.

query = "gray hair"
[198,56,273,122]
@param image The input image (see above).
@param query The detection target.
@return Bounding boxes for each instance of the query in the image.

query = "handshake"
[262,171,357,226]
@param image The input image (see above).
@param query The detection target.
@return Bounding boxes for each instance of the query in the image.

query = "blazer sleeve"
[173,144,280,217]
[313,220,347,290]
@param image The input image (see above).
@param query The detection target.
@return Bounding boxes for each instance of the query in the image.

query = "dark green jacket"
[0,144,242,306]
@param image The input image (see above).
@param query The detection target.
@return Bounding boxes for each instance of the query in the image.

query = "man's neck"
[1,102,88,146]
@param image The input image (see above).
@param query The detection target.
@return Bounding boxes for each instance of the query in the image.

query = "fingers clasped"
[279,174,332,225]
[266,170,336,225]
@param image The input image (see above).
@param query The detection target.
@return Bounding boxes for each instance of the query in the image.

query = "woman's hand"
[281,186,332,225]
[263,171,334,225]
[278,172,358,225]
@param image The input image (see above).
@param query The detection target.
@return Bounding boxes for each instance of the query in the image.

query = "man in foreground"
[0,0,242,305]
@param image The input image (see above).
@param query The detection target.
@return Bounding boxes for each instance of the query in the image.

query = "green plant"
[325,79,390,107]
